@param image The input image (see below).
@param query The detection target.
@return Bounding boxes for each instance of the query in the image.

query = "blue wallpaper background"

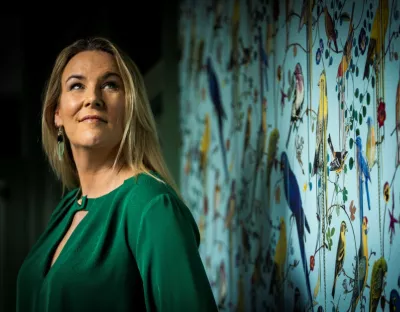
[178,0,400,311]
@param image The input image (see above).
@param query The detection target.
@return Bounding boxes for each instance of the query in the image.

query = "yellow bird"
[332,221,347,298]
[199,114,211,173]
[312,70,328,176]
[269,217,287,295]
[366,117,376,169]
[369,257,388,312]
[363,0,389,80]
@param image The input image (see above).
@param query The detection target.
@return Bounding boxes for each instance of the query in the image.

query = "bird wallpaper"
[178,0,400,311]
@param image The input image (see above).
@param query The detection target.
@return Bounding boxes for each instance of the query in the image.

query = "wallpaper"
[178,0,400,311]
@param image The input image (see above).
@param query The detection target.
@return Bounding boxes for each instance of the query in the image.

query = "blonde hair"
[41,37,180,198]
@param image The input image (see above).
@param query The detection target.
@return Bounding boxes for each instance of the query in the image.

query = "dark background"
[0,2,179,311]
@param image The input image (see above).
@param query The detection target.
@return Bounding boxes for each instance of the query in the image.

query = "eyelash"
[69,81,119,91]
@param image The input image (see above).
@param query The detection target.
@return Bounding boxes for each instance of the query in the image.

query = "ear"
[54,106,63,127]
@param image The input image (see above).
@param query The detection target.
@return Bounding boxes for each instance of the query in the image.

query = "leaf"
[325,49,329,59]
[336,205,341,216]
[363,106,367,117]
[312,122,315,132]
[309,162,312,174]
[331,227,335,236]
[355,46,359,57]
[359,112,363,125]
[344,164,348,174]
[349,138,354,149]
[367,92,371,105]
[356,128,360,136]
[372,76,375,88]
[355,88,359,98]
[313,271,321,299]
[356,66,359,76]
[340,12,351,21]
[360,93,364,103]
[349,157,354,170]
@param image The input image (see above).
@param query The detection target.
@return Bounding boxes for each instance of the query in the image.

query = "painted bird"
[298,0,316,32]
[369,257,388,312]
[332,221,347,298]
[199,113,211,176]
[337,2,355,79]
[206,57,229,181]
[312,70,328,176]
[396,79,400,166]
[324,6,338,53]
[280,152,313,311]
[242,105,252,169]
[350,216,369,312]
[328,133,348,173]
[355,136,372,222]
[266,129,280,207]
[366,117,377,169]
[286,63,305,148]
[269,217,287,296]
[390,289,400,311]
[363,0,389,80]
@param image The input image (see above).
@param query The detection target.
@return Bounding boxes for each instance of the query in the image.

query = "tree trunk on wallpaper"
[178,0,400,311]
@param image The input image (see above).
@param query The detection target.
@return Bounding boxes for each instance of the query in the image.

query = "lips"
[80,115,107,123]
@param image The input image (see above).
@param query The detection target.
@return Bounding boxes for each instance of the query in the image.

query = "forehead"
[62,51,119,79]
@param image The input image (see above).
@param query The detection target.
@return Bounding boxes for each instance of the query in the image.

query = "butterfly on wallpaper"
[349,200,357,221]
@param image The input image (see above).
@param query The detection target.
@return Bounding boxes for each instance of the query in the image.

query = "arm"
[133,193,218,312]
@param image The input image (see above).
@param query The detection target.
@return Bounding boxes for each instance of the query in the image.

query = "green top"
[16,172,218,312]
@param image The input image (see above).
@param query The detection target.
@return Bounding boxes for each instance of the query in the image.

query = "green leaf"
[336,205,341,216]
[325,49,329,59]
[349,157,354,170]
[367,92,371,105]
[355,88,359,98]
[363,106,367,117]
[359,112,363,125]
[355,46,359,57]
[360,93,364,103]
[372,76,375,88]
[356,66,359,76]
[356,128,360,136]
[309,162,312,174]
[343,187,348,202]
[345,109,348,118]
[344,164,348,174]
[350,138,354,149]
[331,227,335,236]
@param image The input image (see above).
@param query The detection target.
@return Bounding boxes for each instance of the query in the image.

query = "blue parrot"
[257,27,269,92]
[280,152,313,311]
[355,136,371,230]
[390,289,400,311]
[206,57,229,181]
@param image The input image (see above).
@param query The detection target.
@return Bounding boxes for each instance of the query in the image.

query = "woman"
[16,37,218,312]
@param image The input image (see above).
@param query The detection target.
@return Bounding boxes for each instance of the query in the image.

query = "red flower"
[310,255,315,271]
[377,100,386,127]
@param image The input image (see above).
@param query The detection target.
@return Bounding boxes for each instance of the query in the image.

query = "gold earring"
[57,127,65,161]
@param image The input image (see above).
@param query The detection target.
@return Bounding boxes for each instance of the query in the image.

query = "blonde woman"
[16,37,218,312]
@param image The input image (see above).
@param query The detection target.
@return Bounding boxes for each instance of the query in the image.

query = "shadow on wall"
[179,0,400,311]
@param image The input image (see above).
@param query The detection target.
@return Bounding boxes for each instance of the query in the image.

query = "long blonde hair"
[41,37,180,198]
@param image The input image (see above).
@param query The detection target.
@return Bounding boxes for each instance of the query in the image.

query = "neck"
[71,145,136,198]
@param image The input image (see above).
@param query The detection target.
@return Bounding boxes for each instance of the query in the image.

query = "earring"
[57,127,65,161]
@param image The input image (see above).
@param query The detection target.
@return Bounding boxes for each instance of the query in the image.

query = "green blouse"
[16,172,218,311]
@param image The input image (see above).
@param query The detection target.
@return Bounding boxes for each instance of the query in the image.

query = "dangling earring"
[57,127,65,161]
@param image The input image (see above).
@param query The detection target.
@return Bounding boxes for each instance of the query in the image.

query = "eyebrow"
[65,71,122,83]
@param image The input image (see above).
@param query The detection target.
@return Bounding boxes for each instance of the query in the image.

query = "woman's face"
[55,50,125,152]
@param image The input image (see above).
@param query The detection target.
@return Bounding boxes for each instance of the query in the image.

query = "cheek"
[59,94,82,118]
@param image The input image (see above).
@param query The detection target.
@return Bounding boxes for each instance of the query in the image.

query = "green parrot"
[369,257,388,312]
[266,128,280,207]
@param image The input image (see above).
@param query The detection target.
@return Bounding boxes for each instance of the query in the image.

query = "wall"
[178,0,400,311]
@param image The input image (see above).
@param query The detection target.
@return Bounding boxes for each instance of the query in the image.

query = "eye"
[102,81,119,90]
[70,82,84,90]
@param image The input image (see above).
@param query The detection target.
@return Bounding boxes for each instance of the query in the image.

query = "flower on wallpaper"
[384,182,390,203]
[310,255,315,271]
[358,27,367,55]
[303,182,308,192]
[378,100,386,127]
[349,200,356,221]
[316,48,322,65]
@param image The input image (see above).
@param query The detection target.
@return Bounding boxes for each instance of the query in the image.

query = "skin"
[54,51,137,199]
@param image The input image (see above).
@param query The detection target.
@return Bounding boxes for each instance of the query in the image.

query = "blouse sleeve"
[134,193,218,312]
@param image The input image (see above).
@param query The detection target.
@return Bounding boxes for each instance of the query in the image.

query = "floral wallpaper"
[178,0,400,311]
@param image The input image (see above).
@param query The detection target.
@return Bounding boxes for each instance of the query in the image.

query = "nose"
[84,88,105,109]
